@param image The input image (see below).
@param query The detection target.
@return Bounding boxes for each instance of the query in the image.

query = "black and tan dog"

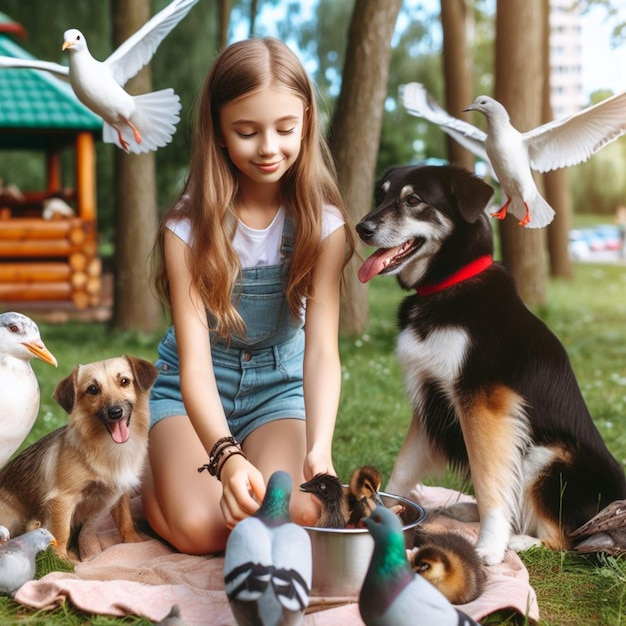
[0,355,158,560]
[356,164,626,564]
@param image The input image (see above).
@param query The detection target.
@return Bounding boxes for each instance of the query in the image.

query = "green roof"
[0,32,102,149]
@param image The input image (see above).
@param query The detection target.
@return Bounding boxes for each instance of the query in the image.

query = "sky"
[251,1,626,97]
[580,5,626,97]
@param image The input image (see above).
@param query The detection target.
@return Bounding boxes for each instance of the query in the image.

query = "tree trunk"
[542,0,573,279]
[495,0,547,306]
[218,0,230,50]
[329,0,402,335]
[441,0,475,170]
[112,0,161,331]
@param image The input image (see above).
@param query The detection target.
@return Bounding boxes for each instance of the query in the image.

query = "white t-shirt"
[167,205,344,268]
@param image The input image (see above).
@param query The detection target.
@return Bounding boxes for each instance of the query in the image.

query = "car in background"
[569,224,623,260]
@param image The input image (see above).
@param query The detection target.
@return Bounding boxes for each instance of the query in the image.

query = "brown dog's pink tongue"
[108,420,130,444]
[358,247,400,283]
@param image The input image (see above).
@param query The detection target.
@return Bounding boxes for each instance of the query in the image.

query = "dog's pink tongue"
[109,420,130,444]
[358,247,398,283]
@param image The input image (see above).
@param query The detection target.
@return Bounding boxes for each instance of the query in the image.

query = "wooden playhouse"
[0,16,104,312]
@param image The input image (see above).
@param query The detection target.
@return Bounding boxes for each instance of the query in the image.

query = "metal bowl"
[303,491,425,598]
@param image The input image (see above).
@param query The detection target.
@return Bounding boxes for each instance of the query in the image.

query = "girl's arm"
[164,230,265,524]
[302,225,349,480]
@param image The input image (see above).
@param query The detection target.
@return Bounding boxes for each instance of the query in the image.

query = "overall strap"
[281,215,295,256]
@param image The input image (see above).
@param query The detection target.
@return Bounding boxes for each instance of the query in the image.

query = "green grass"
[3,258,626,624]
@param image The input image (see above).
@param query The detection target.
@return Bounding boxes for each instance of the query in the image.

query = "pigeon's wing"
[104,0,199,86]
[271,523,312,612]
[524,91,626,172]
[570,500,626,538]
[0,56,69,79]
[401,82,490,162]
[0,545,35,594]
[224,517,273,601]
[379,575,477,625]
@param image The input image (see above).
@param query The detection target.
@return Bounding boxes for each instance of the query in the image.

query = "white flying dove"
[401,82,626,228]
[0,528,57,596]
[359,506,480,626]
[224,470,312,626]
[0,0,198,153]
[0,312,57,467]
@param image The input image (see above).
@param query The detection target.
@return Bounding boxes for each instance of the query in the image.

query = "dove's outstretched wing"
[0,56,69,79]
[401,82,490,163]
[524,90,626,173]
[105,0,199,86]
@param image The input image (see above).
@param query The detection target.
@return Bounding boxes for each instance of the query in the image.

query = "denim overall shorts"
[149,218,306,442]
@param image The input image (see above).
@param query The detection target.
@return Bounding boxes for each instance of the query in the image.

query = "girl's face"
[219,86,306,188]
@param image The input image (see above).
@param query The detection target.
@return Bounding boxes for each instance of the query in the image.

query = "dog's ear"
[53,367,78,414]
[125,355,158,392]
[449,167,494,223]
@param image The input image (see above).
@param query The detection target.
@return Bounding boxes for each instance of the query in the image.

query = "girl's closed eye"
[278,127,296,135]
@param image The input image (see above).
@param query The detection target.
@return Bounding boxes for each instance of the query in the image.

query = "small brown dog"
[0,355,158,560]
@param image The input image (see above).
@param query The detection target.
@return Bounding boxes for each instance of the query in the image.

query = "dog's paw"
[508,534,542,553]
[475,508,508,564]
[475,544,505,565]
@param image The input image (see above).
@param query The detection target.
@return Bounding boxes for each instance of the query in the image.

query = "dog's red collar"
[417,255,493,296]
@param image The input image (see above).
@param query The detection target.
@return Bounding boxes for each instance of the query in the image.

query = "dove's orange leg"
[115,129,131,153]
[491,197,511,221]
[490,198,531,226]
[518,203,531,227]
[126,119,142,145]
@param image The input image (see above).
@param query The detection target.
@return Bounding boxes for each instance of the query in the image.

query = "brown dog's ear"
[449,167,494,223]
[53,367,78,414]
[125,355,158,392]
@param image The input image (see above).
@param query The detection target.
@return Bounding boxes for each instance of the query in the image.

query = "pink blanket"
[15,486,539,625]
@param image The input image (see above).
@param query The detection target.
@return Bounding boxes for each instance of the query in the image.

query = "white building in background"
[549,0,585,118]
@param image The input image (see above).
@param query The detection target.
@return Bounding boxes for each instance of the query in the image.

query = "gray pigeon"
[0,312,57,467]
[224,470,312,626]
[401,81,626,228]
[359,506,480,626]
[0,528,57,596]
[0,0,198,153]
[571,499,626,556]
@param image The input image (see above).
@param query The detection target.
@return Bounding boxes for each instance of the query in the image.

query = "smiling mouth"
[254,161,281,172]
[358,238,424,283]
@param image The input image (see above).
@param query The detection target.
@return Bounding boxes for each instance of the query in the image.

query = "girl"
[142,37,355,554]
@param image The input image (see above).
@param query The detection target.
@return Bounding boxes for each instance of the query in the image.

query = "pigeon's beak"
[62,40,74,52]
[22,341,58,367]
[463,104,477,113]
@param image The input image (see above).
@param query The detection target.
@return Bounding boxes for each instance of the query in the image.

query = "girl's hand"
[303,449,336,482]
[218,454,266,528]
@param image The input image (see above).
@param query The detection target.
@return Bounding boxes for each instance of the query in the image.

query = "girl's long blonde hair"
[154,37,354,342]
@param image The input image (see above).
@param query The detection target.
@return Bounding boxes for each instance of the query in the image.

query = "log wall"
[0,216,101,310]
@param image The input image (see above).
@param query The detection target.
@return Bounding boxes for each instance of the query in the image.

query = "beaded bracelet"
[198,436,246,479]
[215,448,247,481]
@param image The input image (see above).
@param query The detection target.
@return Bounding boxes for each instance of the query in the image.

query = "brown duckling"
[346,465,385,527]
[300,473,349,528]
[571,499,626,556]
[409,527,486,605]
